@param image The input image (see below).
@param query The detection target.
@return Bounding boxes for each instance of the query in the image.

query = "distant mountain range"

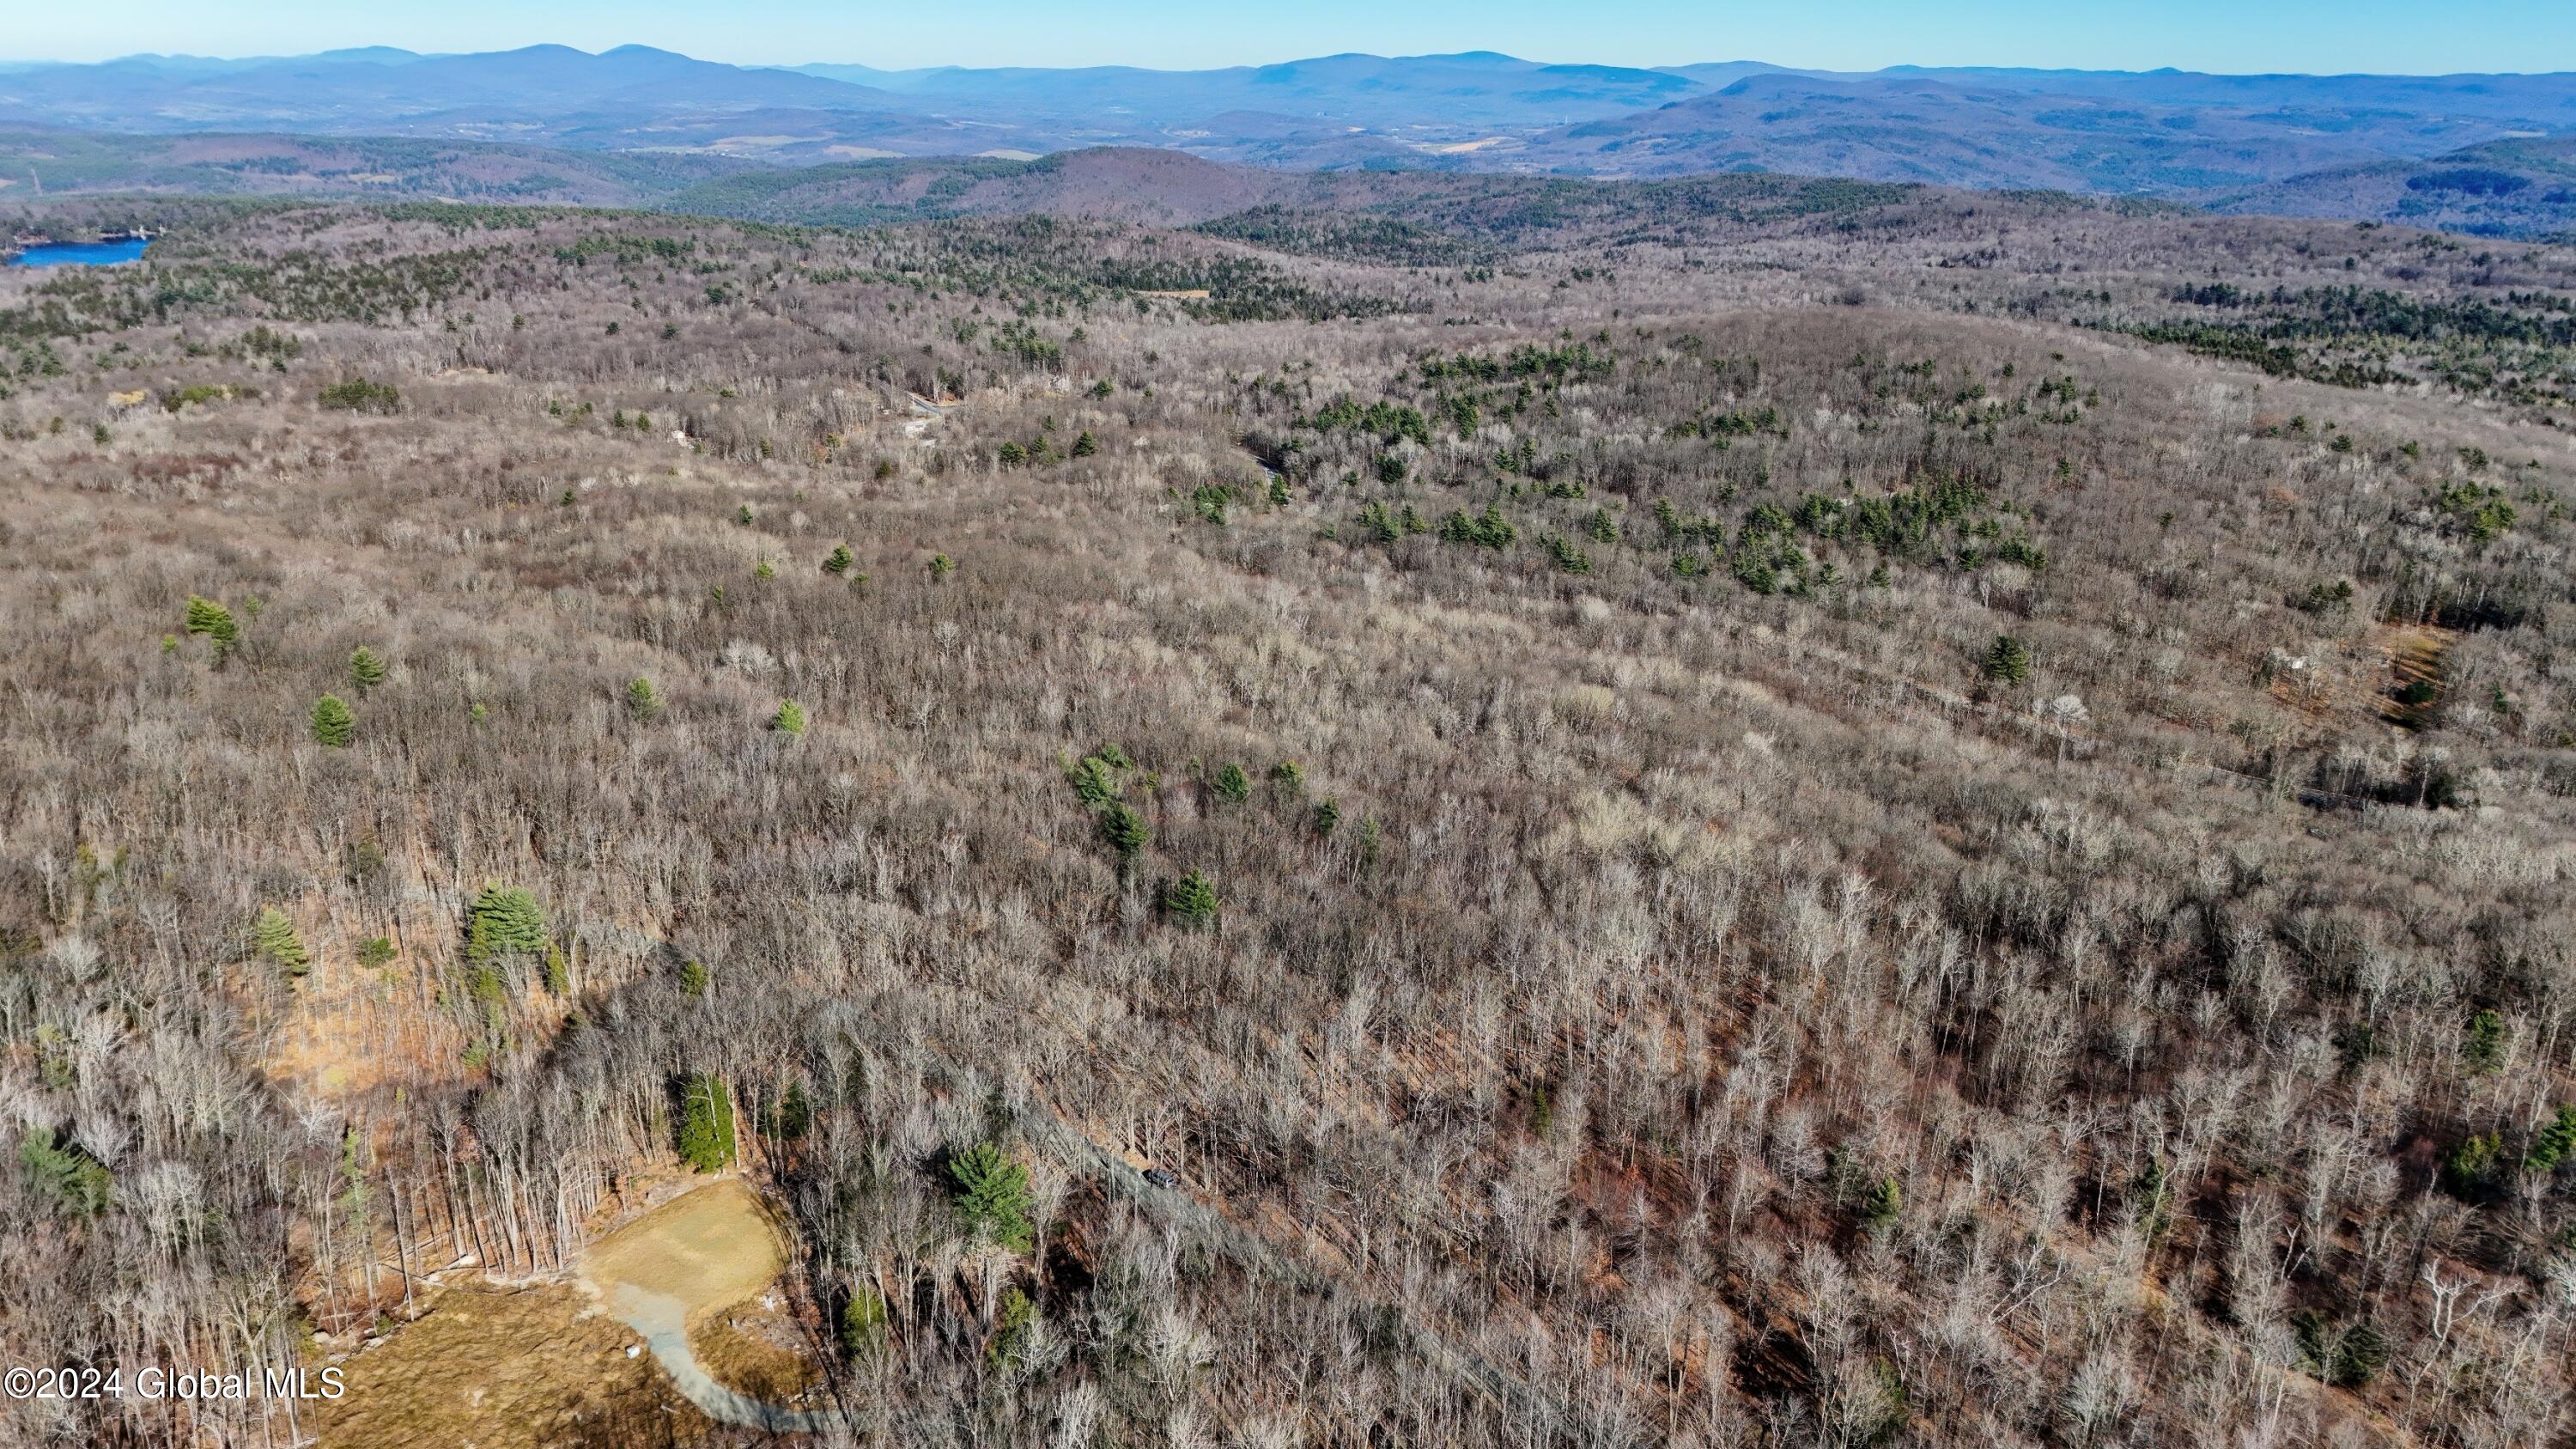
[1,46,2571,234]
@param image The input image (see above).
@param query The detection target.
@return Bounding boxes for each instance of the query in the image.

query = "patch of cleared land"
[583,1177,831,1428]
[581,1177,786,1319]
[311,1284,702,1449]
[313,1179,817,1446]
[691,1315,824,1403]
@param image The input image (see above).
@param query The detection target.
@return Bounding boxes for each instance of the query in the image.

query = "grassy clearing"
[315,1181,811,1446]
[580,1178,788,1325]
[690,1314,824,1403]
[312,1284,702,1449]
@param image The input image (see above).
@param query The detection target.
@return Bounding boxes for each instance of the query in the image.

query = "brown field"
[312,1285,703,1449]
[580,1178,790,1325]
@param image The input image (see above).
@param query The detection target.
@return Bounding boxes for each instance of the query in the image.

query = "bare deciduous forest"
[2,174,2573,1446]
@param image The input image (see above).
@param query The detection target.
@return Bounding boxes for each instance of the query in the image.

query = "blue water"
[8,237,150,268]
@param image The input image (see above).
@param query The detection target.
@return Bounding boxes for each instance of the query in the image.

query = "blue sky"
[10,0,2574,74]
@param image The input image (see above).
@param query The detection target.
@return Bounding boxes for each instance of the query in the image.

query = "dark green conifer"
[677,1074,737,1172]
[310,694,355,747]
[465,885,545,965]
[1986,635,2032,685]
[1163,869,1218,928]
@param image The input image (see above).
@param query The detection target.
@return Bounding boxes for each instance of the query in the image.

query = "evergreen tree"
[254,906,310,977]
[2463,1008,2506,1074]
[1066,746,1129,806]
[465,884,546,965]
[823,544,854,575]
[543,941,571,995]
[929,553,956,581]
[1540,531,1594,574]
[310,694,355,747]
[2135,1160,2175,1241]
[1862,1175,1903,1233]
[946,1142,1035,1251]
[185,595,239,653]
[839,1284,889,1357]
[1212,764,1251,803]
[2441,1131,2501,1199]
[1358,501,1404,543]
[1986,635,2032,685]
[679,959,710,997]
[1313,798,1341,835]
[1097,801,1148,860]
[20,1130,113,1217]
[1071,429,1097,458]
[989,1288,1035,1370]
[1163,869,1218,928]
[2291,1308,2390,1388]
[627,676,662,721]
[348,646,387,691]
[2524,1104,2576,1174]
[677,1074,737,1172]
[772,700,807,736]
[1440,504,1516,550]
[337,1124,369,1220]
[468,961,507,1030]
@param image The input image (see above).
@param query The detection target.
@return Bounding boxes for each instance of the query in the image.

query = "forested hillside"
[1,182,2572,1446]
[5,47,2574,233]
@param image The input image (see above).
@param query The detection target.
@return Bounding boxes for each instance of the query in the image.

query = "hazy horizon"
[7,0,2574,76]
[6,41,2576,81]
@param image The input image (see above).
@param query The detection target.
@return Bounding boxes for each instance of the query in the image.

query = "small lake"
[8,237,150,268]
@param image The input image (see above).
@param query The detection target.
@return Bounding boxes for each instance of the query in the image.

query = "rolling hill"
[2212,135,2576,237]
[1,46,2572,232]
